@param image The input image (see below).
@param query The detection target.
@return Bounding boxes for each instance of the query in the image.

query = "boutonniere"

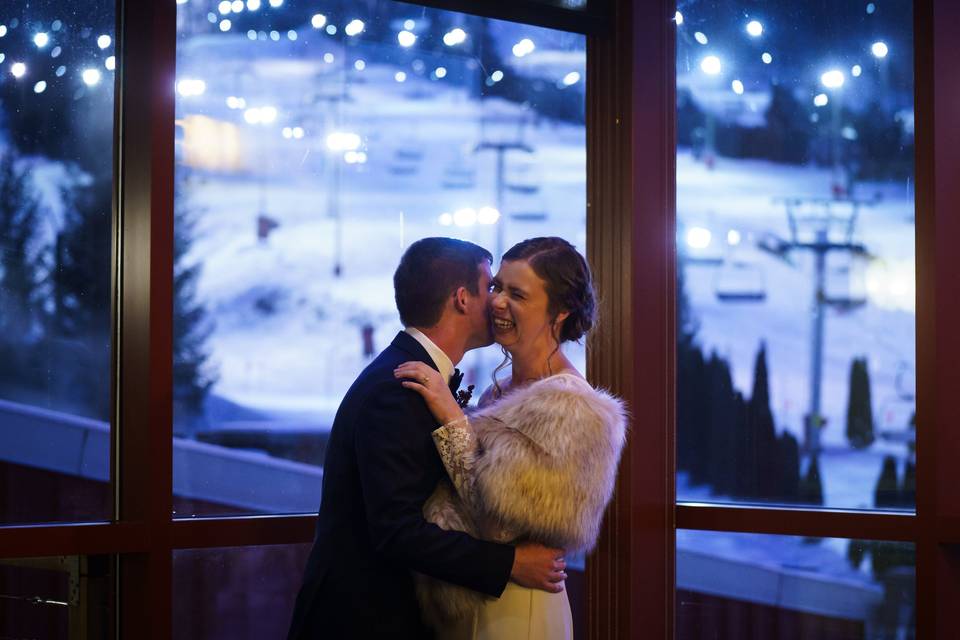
[456,384,475,408]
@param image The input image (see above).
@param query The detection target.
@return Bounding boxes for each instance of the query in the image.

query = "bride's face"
[489,259,557,352]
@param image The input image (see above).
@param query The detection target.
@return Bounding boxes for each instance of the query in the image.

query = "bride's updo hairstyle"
[501,237,597,344]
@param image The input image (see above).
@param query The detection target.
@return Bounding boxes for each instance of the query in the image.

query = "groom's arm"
[355,382,514,597]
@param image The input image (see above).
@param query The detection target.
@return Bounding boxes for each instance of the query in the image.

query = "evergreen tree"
[901,460,916,509]
[172,173,217,436]
[0,150,47,393]
[46,175,113,419]
[706,353,738,496]
[845,357,875,449]
[776,432,801,503]
[874,455,901,508]
[740,343,779,500]
[798,455,824,506]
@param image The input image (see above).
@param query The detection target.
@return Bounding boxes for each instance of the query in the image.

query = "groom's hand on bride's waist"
[509,543,567,593]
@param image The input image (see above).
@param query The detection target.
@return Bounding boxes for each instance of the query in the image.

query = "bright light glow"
[453,208,477,227]
[218,1,231,14]
[394,71,406,82]
[731,79,744,94]
[323,53,334,63]
[33,81,47,93]
[435,66,447,79]
[685,227,712,250]
[326,131,361,151]
[52,20,63,30]
[344,150,367,164]
[438,213,453,226]
[177,0,189,5]
[344,19,365,36]
[746,20,763,37]
[176,78,206,97]
[259,106,277,123]
[293,127,304,139]
[398,30,416,47]
[55,65,66,77]
[247,0,261,9]
[866,3,876,14]
[243,108,261,124]
[852,64,862,77]
[311,14,327,29]
[443,28,467,46]
[220,20,232,32]
[270,31,279,41]
[288,30,298,41]
[282,127,292,139]
[326,25,337,35]
[694,31,708,45]
[871,41,889,58]
[727,230,741,246]
[814,93,829,107]
[82,68,102,86]
[51,46,62,58]
[762,52,773,64]
[232,0,244,12]
[0,26,7,38]
[562,71,581,86]
[404,19,415,31]
[269,0,283,6]
[247,29,257,40]
[226,96,247,109]
[354,59,366,71]
[97,35,112,49]
[841,126,858,140]
[821,69,845,89]
[491,70,504,82]
[34,32,50,48]
[477,206,501,225]
[512,38,535,58]
[207,12,217,23]
[700,55,721,75]
[105,56,115,71]
[674,11,684,25]
[11,62,26,78]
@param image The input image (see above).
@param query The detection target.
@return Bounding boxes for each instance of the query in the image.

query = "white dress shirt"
[404,327,455,383]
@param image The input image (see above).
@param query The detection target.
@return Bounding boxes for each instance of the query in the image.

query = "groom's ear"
[453,286,469,314]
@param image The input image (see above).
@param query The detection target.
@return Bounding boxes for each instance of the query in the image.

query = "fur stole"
[417,374,628,627]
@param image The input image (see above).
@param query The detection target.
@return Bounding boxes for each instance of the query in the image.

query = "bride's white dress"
[432,388,574,640]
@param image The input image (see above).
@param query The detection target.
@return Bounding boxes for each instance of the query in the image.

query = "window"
[0,0,115,525]
[676,0,915,511]
[173,0,586,517]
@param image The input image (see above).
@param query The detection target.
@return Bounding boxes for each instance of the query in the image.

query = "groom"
[287,238,567,639]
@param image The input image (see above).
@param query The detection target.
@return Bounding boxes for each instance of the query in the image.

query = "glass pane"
[173,544,312,640]
[675,1,915,509]
[0,555,114,639]
[173,2,586,515]
[677,530,915,639]
[0,2,115,523]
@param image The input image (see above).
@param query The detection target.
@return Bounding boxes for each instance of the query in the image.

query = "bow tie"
[448,368,464,395]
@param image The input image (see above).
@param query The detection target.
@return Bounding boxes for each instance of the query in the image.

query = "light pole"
[820,69,846,196]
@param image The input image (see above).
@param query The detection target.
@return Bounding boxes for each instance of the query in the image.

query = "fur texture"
[417,374,628,626]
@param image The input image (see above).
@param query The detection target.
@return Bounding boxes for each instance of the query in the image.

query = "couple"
[287,236,627,639]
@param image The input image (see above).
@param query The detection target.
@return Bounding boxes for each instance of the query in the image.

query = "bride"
[394,237,627,639]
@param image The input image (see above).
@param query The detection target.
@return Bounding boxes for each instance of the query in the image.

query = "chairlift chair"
[713,260,767,303]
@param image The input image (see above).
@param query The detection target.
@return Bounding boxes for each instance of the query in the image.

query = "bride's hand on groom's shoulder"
[394,361,464,425]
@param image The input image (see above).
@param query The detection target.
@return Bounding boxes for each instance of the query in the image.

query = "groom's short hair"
[394,237,493,328]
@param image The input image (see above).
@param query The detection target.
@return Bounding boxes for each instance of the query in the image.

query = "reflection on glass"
[675,0,916,510]
[173,2,586,516]
[677,530,915,639]
[173,544,312,639]
[0,2,115,524]
[0,555,113,638]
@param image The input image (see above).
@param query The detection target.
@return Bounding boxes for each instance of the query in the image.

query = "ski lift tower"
[475,113,534,261]
[764,195,878,454]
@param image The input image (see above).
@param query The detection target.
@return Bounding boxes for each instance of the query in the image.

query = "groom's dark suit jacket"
[287,331,515,639]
